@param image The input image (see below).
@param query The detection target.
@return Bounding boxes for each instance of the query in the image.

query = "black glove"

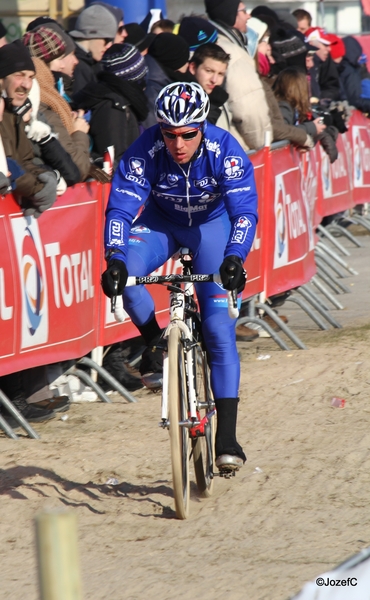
[101,259,128,298]
[0,172,10,195]
[219,255,246,292]
[24,171,58,218]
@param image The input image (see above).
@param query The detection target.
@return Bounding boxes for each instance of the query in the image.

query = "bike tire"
[168,327,190,519]
[192,346,215,497]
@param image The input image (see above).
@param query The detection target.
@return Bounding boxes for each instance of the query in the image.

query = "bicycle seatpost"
[110,269,120,313]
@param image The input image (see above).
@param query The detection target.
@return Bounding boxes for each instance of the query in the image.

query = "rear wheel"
[192,346,215,497]
[168,327,190,519]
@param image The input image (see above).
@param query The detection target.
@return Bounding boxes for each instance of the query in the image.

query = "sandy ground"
[1,225,370,600]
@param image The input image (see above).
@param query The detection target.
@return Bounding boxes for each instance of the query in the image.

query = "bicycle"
[111,249,239,519]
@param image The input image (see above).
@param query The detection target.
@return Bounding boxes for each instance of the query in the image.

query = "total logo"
[274,179,287,267]
[11,216,48,348]
[320,146,332,198]
[352,127,363,186]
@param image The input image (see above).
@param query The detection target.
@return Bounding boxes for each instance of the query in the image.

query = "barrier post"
[35,510,82,600]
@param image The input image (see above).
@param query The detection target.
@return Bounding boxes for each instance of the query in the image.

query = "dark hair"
[274,66,310,122]
[150,19,175,33]
[292,9,312,26]
[190,42,230,68]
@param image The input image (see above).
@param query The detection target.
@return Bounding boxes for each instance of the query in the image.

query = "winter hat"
[26,18,76,56]
[270,28,307,59]
[69,5,117,40]
[325,33,345,60]
[124,23,155,52]
[0,39,35,78]
[90,1,123,25]
[101,43,148,83]
[205,0,240,28]
[305,27,331,46]
[23,27,67,63]
[148,33,189,71]
[178,17,218,52]
[274,9,298,31]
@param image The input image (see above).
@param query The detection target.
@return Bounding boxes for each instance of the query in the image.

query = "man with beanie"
[69,4,118,94]
[0,40,58,216]
[143,32,190,128]
[73,43,149,164]
[205,0,271,150]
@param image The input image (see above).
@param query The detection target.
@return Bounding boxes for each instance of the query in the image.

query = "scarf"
[32,57,74,135]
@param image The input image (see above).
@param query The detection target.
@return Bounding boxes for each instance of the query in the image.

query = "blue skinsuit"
[104,122,258,398]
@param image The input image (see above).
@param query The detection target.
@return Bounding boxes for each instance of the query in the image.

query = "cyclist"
[101,81,258,472]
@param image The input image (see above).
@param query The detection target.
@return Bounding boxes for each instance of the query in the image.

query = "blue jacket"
[105,122,258,263]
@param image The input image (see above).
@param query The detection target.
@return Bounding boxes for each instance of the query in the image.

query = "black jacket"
[317,54,341,102]
[72,44,102,95]
[72,71,148,164]
[142,54,172,129]
[338,36,370,113]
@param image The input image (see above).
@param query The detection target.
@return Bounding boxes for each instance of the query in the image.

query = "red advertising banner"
[349,110,370,204]
[263,144,316,297]
[0,183,103,376]
[315,131,353,216]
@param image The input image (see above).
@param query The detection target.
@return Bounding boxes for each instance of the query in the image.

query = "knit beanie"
[23,27,67,63]
[270,28,307,60]
[178,17,218,52]
[205,0,240,27]
[0,39,35,78]
[148,33,189,71]
[101,43,148,84]
[124,23,155,52]
[91,1,123,25]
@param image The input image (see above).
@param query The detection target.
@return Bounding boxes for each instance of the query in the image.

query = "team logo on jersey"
[231,216,252,244]
[224,156,244,179]
[130,225,150,234]
[194,177,217,189]
[167,174,179,186]
[129,157,145,176]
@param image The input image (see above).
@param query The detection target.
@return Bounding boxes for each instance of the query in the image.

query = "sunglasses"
[161,129,199,141]
[117,25,126,34]
[103,38,113,46]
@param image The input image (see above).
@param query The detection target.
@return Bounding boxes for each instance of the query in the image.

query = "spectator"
[73,43,148,165]
[23,27,91,181]
[91,1,127,44]
[336,36,370,114]
[205,0,271,150]
[0,40,58,216]
[188,42,229,125]
[26,18,78,103]
[143,33,190,128]
[124,23,155,55]
[69,4,118,94]
[292,8,312,35]
[178,16,218,54]
[150,19,175,34]
[305,27,341,101]
[140,9,165,33]
[274,66,339,163]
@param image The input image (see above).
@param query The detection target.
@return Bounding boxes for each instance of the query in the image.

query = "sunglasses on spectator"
[104,38,113,46]
[161,129,199,141]
[117,25,126,34]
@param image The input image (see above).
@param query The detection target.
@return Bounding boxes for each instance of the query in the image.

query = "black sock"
[215,397,246,461]
[136,317,162,345]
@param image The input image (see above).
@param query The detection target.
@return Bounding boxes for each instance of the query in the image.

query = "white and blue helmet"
[155,81,210,127]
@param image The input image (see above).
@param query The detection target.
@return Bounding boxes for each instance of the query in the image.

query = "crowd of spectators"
[0,1,368,424]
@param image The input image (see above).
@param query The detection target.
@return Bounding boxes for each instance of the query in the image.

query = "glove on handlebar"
[101,259,128,298]
[219,255,246,293]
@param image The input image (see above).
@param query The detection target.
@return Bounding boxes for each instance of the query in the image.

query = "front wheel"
[168,327,190,519]
[192,346,215,497]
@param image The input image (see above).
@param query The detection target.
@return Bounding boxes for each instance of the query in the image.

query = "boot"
[215,397,246,470]
[1,372,55,423]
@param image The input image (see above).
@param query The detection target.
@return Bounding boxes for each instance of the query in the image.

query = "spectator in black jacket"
[72,43,148,166]
[68,4,117,94]
[337,35,370,114]
[305,27,341,102]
